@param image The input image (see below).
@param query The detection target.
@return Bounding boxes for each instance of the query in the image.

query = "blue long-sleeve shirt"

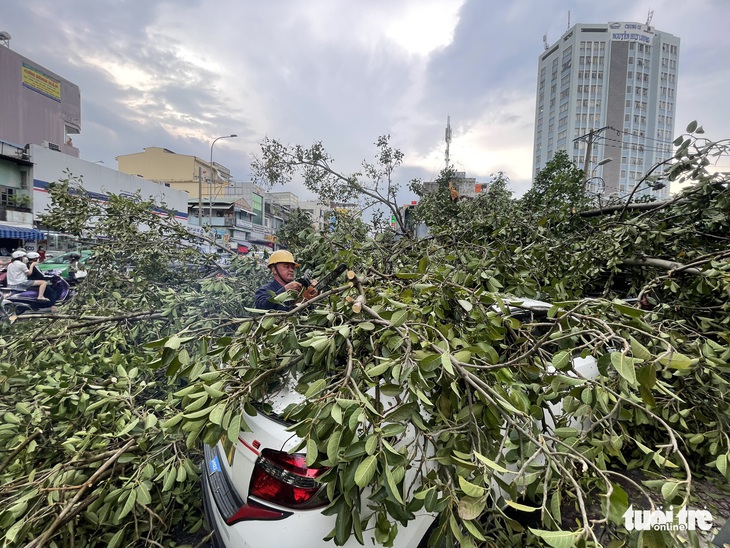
[254,279,293,311]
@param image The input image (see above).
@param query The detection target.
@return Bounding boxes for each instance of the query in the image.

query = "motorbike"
[0,270,72,316]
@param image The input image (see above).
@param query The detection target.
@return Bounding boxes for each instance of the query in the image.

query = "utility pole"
[582,129,594,178]
[574,126,609,182]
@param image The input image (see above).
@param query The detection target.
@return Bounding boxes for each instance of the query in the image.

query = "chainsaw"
[297,263,348,302]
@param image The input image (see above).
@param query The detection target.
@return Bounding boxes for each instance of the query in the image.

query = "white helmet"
[11,250,26,259]
[27,252,40,260]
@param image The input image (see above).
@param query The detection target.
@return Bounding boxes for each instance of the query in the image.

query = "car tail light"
[249,449,329,509]
[225,499,290,524]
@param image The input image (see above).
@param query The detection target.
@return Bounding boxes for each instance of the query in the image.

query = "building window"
[0,187,17,206]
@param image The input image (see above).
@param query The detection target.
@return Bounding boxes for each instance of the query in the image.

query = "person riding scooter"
[67,252,84,284]
[5,250,50,302]
[26,251,60,306]
[26,252,45,280]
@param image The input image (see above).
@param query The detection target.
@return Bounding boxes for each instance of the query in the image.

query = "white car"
[201,372,436,548]
[200,299,600,547]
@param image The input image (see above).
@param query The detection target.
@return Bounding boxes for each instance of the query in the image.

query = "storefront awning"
[0,225,45,241]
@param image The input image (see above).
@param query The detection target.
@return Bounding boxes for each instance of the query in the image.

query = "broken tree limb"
[622,257,702,276]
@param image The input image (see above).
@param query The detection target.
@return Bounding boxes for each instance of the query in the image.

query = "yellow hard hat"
[267,249,300,267]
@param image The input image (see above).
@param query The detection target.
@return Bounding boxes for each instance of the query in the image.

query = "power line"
[597,135,672,155]
[607,125,680,145]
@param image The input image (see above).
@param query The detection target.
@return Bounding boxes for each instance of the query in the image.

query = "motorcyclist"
[26,252,45,280]
[67,252,82,284]
[26,252,59,307]
[254,250,317,311]
[5,250,50,302]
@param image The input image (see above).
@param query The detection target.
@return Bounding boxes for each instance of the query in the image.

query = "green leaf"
[686,120,698,133]
[5,518,25,543]
[458,300,473,312]
[474,452,510,474]
[380,423,406,437]
[658,351,693,370]
[610,352,637,385]
[354,455,378,487]
[384,465,404,504]
[487,277,503,292]
[552,351,571,370]
[227,413,243,442]
[162,466,176,492]
[118,489,137,519]
[304,379,328,398]
[440,352,455,375]
[209,402,226,425]
[327,429,342,461]
[164,335,193,350]
[415,388,433,406]
[453,349,471,363]
[716,454,728,477]
[505,500,540,512]
[343,441,367,459]
[306,438,318,467]
[457,496,485,520]
[458,476,486,498]
[365,435,378,455]
[107,528,126,548]
[612,300,644,318]
[630,336,652,360]
[183,404,215,420]
[462,517,487,541]
[331,403,343,425]
[365,360,391,377]
[553,427,579,438]
[391,309,408,327]
[136,482,152,506]
[661,481,680,501]
[636,363,657,390]
[529,528,583,548]
[603,482,628,525]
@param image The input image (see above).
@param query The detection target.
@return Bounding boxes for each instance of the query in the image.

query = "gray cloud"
[3,0,729,204]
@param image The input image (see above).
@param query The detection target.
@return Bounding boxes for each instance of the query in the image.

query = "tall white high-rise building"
[533,21,680,199]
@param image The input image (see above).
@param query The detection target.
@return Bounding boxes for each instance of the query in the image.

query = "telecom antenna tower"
[444,116,452,170]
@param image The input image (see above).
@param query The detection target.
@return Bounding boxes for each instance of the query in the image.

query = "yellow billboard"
[22,63,61,102]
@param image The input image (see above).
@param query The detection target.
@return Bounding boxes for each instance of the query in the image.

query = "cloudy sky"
[3,0,730,204]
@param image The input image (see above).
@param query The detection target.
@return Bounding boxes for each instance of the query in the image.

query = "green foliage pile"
[0,178,269,547]
[1,124,728,548]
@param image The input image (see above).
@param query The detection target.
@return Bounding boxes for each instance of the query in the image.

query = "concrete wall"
[117,147,197,181]
[0,45,80,157]
[30,145,189,221]
[117,147,230,199]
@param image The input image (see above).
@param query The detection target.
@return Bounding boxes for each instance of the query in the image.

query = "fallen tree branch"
[25,439,137,548]
[0,429,43,474]
[580,199,678,218]
[622,257,702,276]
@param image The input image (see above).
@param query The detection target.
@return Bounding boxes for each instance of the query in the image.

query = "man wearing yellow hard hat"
[254,250,315,311]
